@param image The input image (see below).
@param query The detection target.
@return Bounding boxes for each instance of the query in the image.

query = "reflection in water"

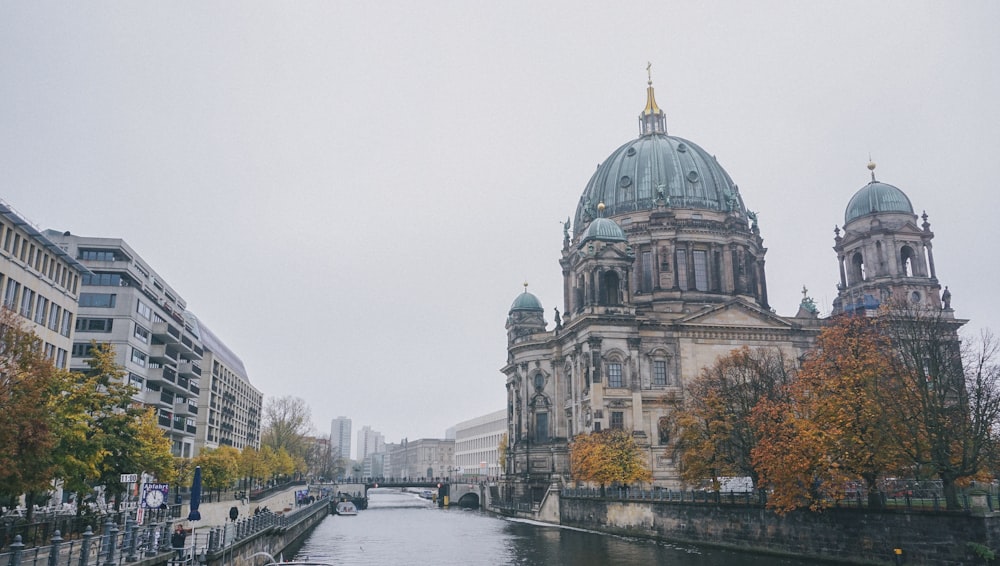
[294,489,813,566]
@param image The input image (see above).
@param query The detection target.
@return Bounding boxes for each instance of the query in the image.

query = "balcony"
[135,389,162,406]
[151,321,181,344]
[178,361,202,378]
[175,334,204,360]
[174,400,198,416]
[147,366,177,384]
[149,345,178,364]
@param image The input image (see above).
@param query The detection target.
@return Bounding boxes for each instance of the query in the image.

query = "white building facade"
[194,317,262,455]
[0,203,88,366]
[453,409,505,479]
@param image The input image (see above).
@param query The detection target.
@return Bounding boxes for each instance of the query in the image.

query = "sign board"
[121,473,139,483]
[140,483,170,509]
[136,508,145,525]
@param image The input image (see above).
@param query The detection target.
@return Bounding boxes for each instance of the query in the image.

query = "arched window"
[900,245,916,277]
[851,252,866,283]
[600,271,621,305]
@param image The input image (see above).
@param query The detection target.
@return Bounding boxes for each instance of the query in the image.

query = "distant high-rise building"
[356,425,384,461]
[330,416,352,461]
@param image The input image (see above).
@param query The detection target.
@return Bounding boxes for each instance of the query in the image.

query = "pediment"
[674,299,795,330]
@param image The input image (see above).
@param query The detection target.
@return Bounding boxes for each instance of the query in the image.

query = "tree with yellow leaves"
[570,429,651,491]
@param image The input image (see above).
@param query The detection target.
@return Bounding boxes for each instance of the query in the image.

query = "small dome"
[581,217,627,243]
[509,290,544,313]
[844,180,914,224]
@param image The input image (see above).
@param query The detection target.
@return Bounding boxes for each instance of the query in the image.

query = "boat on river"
[335,501,358,516]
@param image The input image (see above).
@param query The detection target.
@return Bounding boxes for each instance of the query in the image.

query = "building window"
[76,317,114,332]
[34,296,47,325]
[693,250,708,291]
[48,305,61,331]
[19,288,34,318]
[72,343,95,358]
[3,278,19,308]
[60,310,72,337]
[136,300,152,320]
[653,360,667,386]
[535,413,549,443]
[134,323,150,344]
[607,362,623,388]
[610,411,624,430]
[79,293,116,308]
[82,273,123,286]
[131,348,147,368]
[55,348,67,369]
[79,249,118,261]
[640,250,653,292]
[676,249,688,290]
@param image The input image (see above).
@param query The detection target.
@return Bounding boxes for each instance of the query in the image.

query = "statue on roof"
[797,285,819,317]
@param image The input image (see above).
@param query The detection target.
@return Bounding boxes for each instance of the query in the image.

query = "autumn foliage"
[673,346,792,489]
[751,315,902,512]
[570,429,652,488]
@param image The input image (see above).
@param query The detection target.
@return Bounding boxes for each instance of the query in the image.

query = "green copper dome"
[509,290,544,313]
[573,81,744,234]
[581,217,627,243]
[844,180,914,224]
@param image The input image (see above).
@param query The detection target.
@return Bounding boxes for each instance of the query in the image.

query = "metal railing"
[561,482,1000,513]
[0,497,333,565]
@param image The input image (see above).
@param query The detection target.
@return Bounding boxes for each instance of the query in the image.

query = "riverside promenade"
[177,487,302,529]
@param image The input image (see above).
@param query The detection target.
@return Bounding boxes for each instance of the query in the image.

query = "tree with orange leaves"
[570,429,652,490]
[751,315,905,512]
[673,346,793,491]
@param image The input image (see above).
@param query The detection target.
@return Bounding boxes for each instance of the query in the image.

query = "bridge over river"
[334,480,481,508]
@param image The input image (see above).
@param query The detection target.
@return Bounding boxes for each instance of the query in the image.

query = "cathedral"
[501,76,954,501]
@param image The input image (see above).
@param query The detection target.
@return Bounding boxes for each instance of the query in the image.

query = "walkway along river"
[289,488,815,565]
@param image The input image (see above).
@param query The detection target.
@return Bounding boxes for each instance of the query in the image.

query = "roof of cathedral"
[509,288,544,313]
[581,216,627,244]
[574,78,744,234]
[844,163,914,224]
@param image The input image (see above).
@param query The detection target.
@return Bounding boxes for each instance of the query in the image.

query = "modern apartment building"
[0,203,89,366]
[46,232,205,458]
[193,317,262,455]
[453,409,505,479]
[330,416,352,461]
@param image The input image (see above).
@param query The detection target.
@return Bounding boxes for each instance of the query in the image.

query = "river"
[290,488,815,565]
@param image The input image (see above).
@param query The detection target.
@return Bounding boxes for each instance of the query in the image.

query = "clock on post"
[141,483,170,509]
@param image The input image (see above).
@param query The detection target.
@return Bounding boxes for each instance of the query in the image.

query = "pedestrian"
[171,524,187,560]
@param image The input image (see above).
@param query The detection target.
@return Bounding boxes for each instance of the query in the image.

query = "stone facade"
[560,495,999,565]
[502,82,958,502]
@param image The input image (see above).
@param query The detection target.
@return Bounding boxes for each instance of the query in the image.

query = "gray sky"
[3,2,998,450]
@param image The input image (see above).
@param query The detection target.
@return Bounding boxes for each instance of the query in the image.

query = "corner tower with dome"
[500,77,828,501]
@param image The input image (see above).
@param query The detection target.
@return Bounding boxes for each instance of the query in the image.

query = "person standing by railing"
[171,523,187,560]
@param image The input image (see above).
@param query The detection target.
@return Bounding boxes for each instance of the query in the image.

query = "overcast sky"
[2,2,998,456]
